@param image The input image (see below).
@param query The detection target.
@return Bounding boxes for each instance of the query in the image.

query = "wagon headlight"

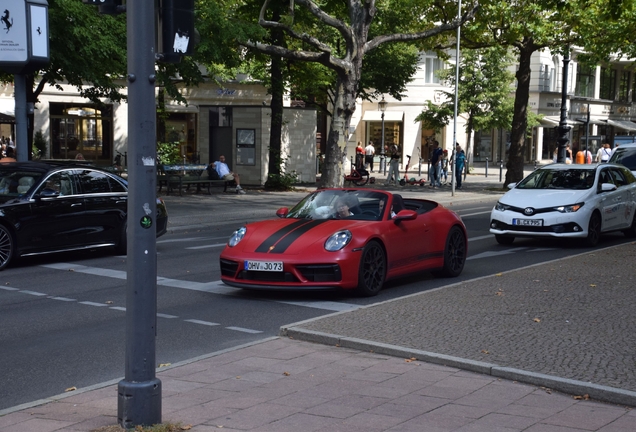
[495,202,510,212]
[228,226,247,247]
[554,203,584,213]
[325,230,352,251]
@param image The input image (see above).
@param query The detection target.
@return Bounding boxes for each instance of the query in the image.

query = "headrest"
[19,176,34,186]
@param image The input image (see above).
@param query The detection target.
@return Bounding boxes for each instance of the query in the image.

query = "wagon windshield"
[286,189,390,221]
[516,167,596,190]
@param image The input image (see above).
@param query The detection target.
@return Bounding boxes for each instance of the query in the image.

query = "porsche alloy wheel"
[585,212,601,247]
[439,226,466,277]
[356,241,386,296]
[0,224,15,271]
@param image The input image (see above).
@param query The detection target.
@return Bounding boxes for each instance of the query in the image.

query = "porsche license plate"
[245,260,283,272]
[513,218,543,226]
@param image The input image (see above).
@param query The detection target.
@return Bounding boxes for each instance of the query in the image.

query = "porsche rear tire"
[438,226,466,277]
[356,241,386,296]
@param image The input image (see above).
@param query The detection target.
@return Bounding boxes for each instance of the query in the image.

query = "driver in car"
[334,197,354,219]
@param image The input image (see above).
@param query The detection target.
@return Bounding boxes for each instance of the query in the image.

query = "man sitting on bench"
[211,155,245,194]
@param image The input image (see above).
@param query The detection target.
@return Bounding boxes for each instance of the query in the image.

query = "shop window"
[575,64,595,98]
[165,112,198,163]
[50,103,112,163]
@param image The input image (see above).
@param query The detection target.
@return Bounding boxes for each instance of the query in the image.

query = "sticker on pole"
[140,216,152,229]
[173,32,189,54]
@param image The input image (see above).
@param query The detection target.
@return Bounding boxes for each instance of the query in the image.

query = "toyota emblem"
[524,207,535,215]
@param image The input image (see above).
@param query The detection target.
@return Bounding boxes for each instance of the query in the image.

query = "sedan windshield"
[516,168,596,190]
[286,190,389,221]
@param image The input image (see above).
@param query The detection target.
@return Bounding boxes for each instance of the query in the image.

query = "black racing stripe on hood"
[268,219,329,254]
[254,219,313,253]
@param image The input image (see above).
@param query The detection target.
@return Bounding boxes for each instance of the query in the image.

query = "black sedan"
[0,161,168,270]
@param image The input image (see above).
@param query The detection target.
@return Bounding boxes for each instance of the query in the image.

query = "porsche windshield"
[516,168,596,190]
[286,190,389,221]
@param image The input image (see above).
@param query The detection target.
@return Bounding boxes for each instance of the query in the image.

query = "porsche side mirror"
[393,209,417,222]
[276,207,289,218]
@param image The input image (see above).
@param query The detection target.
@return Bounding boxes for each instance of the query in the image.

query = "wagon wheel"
[356,241,386,296]
[585,212,602,247]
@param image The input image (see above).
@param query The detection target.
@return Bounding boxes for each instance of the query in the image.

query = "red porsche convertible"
[219,189,467,296]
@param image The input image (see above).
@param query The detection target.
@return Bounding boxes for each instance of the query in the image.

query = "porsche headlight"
[495,202,510,212]
[554,203,584,213]
[228,227,247,247]
[324,230,352,251]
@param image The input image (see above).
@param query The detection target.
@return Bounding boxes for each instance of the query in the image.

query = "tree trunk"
[319,70,359,188]
[267,7,285,177]
[504,40,534,186]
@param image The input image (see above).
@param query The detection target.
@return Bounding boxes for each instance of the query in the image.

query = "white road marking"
[79,301,108,307]
[157,313,178,319]
[461,210,493,217]
[226,326,263,334]
[184,319,220,326]
[40,263,360,312]
[468,234,493,242]
[110,306,126,311]
[0,286,19,291]
[467,247,529,261]
[186,243,227,250]
[158,236,228,244]
[50,297,76,302]
[20,290,46,296]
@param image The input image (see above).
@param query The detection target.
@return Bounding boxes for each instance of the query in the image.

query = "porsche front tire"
[438,226,466,278]
[356,241,386,297]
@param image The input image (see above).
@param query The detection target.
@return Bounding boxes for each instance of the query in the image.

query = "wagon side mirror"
[276,207,289,218]
[393,209,417,222]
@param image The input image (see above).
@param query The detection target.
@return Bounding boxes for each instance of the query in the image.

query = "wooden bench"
[157,164,233,196]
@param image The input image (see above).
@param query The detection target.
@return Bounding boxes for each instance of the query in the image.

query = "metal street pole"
[556,48,571,163]
[451,0,461,196]
[381,112,386,175]
[13,74,28,162]
[117,0,161,428]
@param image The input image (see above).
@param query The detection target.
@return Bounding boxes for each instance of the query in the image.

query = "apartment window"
[424,52,442,84]
[575,64,595,98]
[599,67,617,100]
[539,64,554,91]
[618,71,630,102]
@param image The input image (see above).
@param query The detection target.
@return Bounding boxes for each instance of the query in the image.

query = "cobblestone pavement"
[283,242,636,406]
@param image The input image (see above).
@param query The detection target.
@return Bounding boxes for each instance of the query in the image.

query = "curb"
[280,327,636,408]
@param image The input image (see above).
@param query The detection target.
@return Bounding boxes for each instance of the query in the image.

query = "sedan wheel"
[356,241,386,297]
[585,212,602,247]
[439,226,466,277]
[0,225,15,271]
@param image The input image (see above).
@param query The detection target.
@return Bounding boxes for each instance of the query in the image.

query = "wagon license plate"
[513,218,543,226]
[245,260,283,272]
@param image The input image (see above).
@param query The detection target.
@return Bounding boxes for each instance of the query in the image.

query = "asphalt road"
[1,191,633,412]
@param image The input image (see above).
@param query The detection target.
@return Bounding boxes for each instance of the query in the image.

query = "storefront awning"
[0,98,15,123]
[362,110,404,122]
[538,116,578,127]
[606,119,636,131]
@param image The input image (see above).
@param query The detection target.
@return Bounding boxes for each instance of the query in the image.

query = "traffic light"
[81,0,124,15]
[159,0,195,63]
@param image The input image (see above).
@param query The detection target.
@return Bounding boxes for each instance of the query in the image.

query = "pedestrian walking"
[454,144,466,189]
[441,150,449,184]
[364,140,375,172]
[429,140,443,188]
[385,144,400,186]
[355,141,365,169]
[595,143,611,163]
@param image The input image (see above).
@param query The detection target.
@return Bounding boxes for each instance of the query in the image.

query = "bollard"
[499,160,503,183]
[485,158,488,178]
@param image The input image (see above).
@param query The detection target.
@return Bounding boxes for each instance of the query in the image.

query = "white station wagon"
[490,163,636,246]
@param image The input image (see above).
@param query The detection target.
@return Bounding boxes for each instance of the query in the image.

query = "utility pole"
[556,48,571,163]
[117,0,161,427]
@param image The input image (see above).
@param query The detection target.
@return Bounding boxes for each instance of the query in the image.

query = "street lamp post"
[379,96,387,175]
[556,48,571,163]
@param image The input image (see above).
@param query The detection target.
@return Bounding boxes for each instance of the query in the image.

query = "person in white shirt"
[364,141,375,172]
[212,155,245,194]
[595,143,612,163]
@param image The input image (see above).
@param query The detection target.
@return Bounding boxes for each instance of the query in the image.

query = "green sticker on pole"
[140,216,152,229]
